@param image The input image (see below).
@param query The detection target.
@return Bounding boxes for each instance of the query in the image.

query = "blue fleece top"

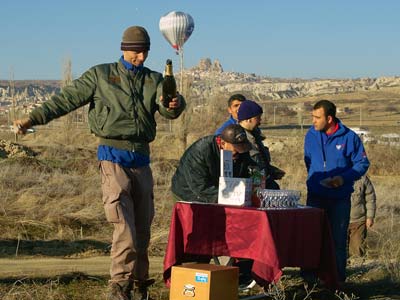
[96,56,149,168]
[119,55,143,73]
[304,120,370,199]
[215,115,237,135]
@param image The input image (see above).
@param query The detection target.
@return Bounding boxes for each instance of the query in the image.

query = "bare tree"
[62,57,74,133]
[173,73,194,153]
[9,67,17,142]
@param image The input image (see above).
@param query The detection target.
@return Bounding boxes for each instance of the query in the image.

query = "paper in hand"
[319,177,333,188]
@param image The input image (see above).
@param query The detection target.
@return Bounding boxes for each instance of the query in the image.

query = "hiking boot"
[300,269,320,287]
[134,279,155,300]
[136,288,149,300]
[348,256,365,266]
[108,281,133,300]
[239,279,256,292]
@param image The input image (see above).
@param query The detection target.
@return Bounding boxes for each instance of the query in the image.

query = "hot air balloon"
[159,11,194,51]
[159,11,194,92]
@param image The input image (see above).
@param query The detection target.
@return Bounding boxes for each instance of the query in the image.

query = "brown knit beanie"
[121,26,150,51]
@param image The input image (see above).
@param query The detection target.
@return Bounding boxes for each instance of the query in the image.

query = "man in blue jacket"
[304,100,369,285]
[215,94,246,135]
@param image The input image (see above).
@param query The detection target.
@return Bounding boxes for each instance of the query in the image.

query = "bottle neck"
[165,64,173,76]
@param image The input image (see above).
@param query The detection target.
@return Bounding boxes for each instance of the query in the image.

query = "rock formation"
[1,60,400,105]
[181,59,400,100]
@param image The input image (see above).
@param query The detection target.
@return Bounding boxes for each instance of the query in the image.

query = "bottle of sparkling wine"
[248,166,266,207]
[162,59,177,108]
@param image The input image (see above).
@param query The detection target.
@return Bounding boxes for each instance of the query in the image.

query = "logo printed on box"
[195,272,209,283]
[183,284,195,297]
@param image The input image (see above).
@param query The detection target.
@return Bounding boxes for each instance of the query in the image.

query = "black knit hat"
[121,26,150,51]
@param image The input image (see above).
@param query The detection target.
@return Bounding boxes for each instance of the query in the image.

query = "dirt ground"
[0,254,399,300]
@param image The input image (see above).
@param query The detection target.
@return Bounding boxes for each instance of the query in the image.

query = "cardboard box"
[218,177,252,206]
[170,264,238,300]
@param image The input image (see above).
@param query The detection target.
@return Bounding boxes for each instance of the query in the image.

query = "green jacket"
[171,135,256,203]
[29,60,186,155]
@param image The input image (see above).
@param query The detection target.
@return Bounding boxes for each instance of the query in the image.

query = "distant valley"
[1,58,400,105]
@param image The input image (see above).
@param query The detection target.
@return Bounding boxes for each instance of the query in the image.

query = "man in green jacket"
[171,124,256,287]
[171,124,254,203]
[14,26,186,300]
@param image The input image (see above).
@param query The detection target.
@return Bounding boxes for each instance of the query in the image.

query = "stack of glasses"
[256,189,301,209]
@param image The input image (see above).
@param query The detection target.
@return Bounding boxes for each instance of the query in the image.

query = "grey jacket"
[350,175,376,223]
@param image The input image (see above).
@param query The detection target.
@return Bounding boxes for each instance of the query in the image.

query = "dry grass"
[0,87,399,299]
[0,274,109,300]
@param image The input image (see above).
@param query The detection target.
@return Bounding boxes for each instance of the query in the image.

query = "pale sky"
[1,0,399,80]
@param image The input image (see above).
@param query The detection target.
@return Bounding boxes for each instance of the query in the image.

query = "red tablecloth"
[163,202,338,289]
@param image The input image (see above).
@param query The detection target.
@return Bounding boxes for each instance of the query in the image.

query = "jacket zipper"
[128,73,140,136]
[320,133,327,171]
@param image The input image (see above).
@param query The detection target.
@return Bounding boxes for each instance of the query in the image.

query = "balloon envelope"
[159,11,194,50]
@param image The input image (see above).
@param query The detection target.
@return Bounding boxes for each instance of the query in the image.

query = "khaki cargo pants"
[348,220,367,257]
[100,161,154,283]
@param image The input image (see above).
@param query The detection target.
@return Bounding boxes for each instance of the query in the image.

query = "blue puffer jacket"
[304,120,370,200]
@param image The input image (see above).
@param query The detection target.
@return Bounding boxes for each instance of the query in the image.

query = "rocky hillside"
[0,80,60,98]
[1,59,400,103]
[184,58,400,100]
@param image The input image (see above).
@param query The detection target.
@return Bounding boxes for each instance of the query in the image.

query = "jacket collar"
[310,118,346,137]
[119,56,144,74]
